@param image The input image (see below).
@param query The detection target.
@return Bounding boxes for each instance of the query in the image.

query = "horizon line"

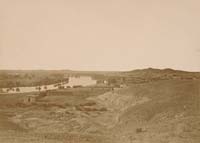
[0,67,199,73]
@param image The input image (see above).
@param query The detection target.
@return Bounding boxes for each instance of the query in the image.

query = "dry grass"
[0,79,199,143]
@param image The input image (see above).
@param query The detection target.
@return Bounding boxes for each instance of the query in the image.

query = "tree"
[38,86,41,91]
[16,88,20,92]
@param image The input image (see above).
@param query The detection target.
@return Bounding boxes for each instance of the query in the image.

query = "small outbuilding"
[23,94,38,104]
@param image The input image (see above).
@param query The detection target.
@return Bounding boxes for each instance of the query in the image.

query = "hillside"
[0,69,199,143]
[111,79,200,143]
[121,68,200,84]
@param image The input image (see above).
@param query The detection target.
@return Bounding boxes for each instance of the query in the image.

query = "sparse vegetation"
[0,69,200,143]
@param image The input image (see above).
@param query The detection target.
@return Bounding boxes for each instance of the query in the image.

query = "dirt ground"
[0,79,200,143]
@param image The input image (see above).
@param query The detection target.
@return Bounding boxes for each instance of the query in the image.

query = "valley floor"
[0,79,199,143]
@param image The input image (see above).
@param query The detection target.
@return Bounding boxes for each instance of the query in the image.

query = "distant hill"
[121,68,200,84]
[127,68,198,74]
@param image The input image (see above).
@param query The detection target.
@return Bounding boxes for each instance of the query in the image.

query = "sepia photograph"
[0,0,200,143]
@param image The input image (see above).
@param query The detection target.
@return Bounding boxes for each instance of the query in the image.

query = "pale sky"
[0,0,200,71]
